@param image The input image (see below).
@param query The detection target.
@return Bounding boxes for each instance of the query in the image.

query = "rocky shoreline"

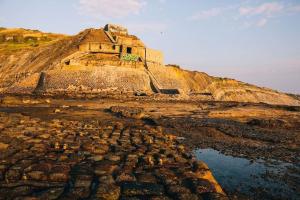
[0,96,299,199]
[0,100,227,199]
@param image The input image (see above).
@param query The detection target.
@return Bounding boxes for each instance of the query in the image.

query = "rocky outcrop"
[204,79,300,105]
[0,29,90,88]
[147,64,213,93]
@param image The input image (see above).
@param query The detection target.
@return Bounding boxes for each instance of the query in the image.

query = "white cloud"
[239,2,284,16]
[188,8,222,21]
[187,4,241,21]
[256,18,268,27]
[126,22,167,34]
[78,0,146,19]
[238,2,287,28]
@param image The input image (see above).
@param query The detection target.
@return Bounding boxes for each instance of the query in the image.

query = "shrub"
[121,54,139,61]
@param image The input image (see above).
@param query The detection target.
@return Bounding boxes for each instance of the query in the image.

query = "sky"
[0,0,300,94]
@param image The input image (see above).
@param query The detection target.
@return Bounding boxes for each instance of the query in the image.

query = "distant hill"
[0,26,299,106]
[0,28,67,53]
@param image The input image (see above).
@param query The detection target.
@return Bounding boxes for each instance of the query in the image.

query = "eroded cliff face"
[0,29,89,89]
[204,79,299,105]
[144,65,299,105]
[0,27,299,106]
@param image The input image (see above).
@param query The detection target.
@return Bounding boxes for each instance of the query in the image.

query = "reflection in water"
[195,148,299,200]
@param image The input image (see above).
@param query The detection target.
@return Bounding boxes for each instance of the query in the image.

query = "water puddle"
[195,148,299,200]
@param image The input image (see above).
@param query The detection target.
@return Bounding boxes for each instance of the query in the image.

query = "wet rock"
[10,186,33,197]
[98,175,115,184]
[68,187,91,199]
[93,146,108,154]
[193,161,210,171]
[177,193,200,200]
[192,178,216,194]
[247,118,287,128]
[1,96,23,104]
[105,154,121,162]
[150,196,172,200]
[54,109,61,113]
[155,168,179,185]
[136,173,157,183]
[63,143,68,150]
[167,185,191,195]
[36,187,64,200]
[14,196,39,200]
[0,110,228,199]
[110,106,145,119]
[0,142,9,150]
[27,138,42,144]
[58,154,69,161]
[0,165,7,180]
[94,161,118,176]
[91,155,104,161]
[5,167,22,181]
[127,154,138,162]
[28,163,52,172]
[74,175,93,188]
[49,172,68,182]
[202,192,229,200]
[95,183,120,200]
[144,155,154,166]
[27,171,47,181]
[122,182,165,196]
[174,155,188,163]
[0,188,11,198]
[123,162,137,172]
[177,144,185,152]
[116,172,137,183]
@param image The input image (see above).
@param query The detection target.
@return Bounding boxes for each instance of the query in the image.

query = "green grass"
[0,40,55,53]
[121,54,139,61]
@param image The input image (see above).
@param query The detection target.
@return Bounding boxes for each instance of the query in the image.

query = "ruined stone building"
[78,24,164,65]
[6,25,185,95]
[2,25,300,105]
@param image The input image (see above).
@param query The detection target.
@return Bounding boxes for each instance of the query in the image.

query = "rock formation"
[0,24,299,106]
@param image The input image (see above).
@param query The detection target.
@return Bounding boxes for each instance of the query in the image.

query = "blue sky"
[1,0,300,93]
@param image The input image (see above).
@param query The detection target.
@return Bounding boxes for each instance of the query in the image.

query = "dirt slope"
[0,28,90,88]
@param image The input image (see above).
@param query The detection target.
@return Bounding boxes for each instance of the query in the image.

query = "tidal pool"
[195,148,299,200]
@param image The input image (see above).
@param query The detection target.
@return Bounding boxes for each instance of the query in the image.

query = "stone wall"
[43,66,152,93]
[205,80,300,106]
[147,64,212,93]
[5,73,41,94]
[104,24,128,35]
[145,48,164,65]
[79,42,121,54]
[147,64,182,90]
[67,60,145,69]
[116,36,144,47]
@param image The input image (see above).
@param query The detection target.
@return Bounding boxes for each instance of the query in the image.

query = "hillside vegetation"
[0,28,87,88]
[0,28,66,53]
